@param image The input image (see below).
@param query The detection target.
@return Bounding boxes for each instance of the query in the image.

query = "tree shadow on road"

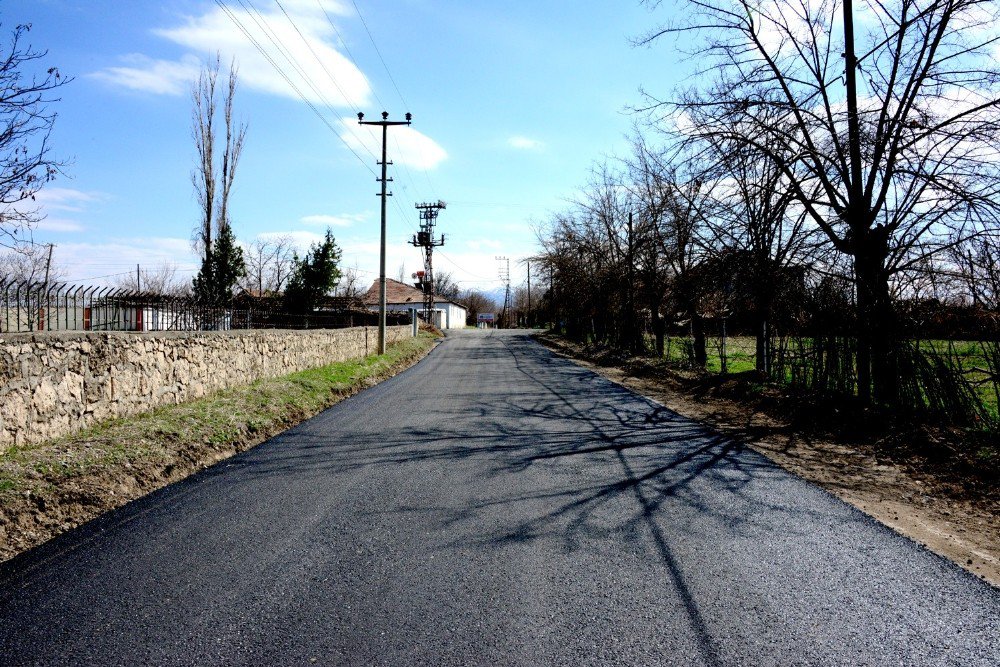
[198,333,873,665]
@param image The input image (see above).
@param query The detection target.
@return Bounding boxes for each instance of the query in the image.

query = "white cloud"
[34,218,86,233]
[340,118,448,170]
[300,212,368,227]
[465,239,503,251]
[507,136,544,150]
[92,2,370,107]
[56,237,200,284]
[256,230,326,253]
[89,54,201,96]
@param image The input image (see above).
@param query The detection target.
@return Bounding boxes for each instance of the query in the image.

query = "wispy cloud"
[89,54,201,96]
[340,118,448,170]
[9,188,108,235]
[34,188,108,213]
[92,1,370,107]
[35,218,86,233]
[507,135,544,150]
[300,212,368,227]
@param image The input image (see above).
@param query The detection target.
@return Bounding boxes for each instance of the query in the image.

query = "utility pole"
[410,201,446,325]
[496,256,511,329]
[137,264,141,292]
[526,260,531,328]
[43,243,54,286]
[358,110,411,354]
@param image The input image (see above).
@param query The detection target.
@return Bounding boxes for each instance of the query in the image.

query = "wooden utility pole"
[358,111,411,354]
[526,261,531,328]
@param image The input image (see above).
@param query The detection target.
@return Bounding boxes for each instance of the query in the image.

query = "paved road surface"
[1,330,998,666]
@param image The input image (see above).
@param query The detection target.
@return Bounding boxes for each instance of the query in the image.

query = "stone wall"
[0,326,412,448]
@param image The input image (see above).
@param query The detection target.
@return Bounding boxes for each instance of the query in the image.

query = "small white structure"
[363,279,468,329]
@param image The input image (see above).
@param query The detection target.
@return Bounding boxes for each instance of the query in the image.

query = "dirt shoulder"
[0,333,439,563]
[535,333,1000,589]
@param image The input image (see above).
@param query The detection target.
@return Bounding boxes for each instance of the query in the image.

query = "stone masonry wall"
[0,326,412,448]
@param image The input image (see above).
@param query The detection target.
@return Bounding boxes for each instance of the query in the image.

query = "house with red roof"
[362,279,468,329]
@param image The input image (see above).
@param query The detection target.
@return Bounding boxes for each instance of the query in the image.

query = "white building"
[363,279,468,330]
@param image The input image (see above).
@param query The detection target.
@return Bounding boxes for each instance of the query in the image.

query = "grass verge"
[0,332,438,562]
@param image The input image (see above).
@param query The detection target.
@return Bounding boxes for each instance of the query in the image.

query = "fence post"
[721,317,728,374]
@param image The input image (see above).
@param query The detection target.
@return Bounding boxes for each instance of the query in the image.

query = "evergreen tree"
[193,224,246,306]
[284,229,342,314]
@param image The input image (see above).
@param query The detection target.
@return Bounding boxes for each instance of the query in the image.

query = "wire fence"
[657,318,1000,426]
[0,280,409,334]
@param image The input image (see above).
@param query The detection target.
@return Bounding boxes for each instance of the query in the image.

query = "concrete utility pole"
[358,111,411,354]
[496,256,511,329]
[410,201,446,324]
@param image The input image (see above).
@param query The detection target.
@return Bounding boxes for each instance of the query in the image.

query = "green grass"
[660,335,760,374]
[655,334,1000,418]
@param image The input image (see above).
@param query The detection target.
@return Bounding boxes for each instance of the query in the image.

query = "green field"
[654,334,1000,419]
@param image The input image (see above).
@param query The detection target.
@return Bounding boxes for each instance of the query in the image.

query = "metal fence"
[0,280,408,334]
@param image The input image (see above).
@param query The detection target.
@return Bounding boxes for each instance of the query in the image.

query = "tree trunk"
[854,234,896,406]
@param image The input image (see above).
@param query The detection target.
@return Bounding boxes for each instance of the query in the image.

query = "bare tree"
[459,288,499,326]
[192,53,246,259]
[191,54,247,306]
[0,23,69,249]
[240,235,296,295]
[949,235,1000,310]
[334,265,365,300]
[696,129,820,373]
[0,244,62,284]
[641,0,1000,402]
[111,262,189,295]
[0,244,64,329]
[434,271,461,301]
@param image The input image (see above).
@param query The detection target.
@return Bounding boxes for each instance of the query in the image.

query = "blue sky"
[5,0,687,292]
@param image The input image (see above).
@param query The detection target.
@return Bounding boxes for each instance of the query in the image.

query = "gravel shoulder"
[535,333,1000,588]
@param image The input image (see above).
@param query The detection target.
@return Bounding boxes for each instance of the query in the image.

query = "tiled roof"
[362,278,427,305]
[362,278,466,310]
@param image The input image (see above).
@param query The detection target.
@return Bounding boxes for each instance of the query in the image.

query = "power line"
[343,0,438,200]
[219,0,432,239]
[273,0,368,118]
[437,250,497,282]
[270,0,431,212]
[234,0,379,162]
[349,0,409,109]
[214,0,378,176]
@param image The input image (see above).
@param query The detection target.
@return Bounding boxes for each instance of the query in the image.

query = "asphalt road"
[1,330,998,666]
